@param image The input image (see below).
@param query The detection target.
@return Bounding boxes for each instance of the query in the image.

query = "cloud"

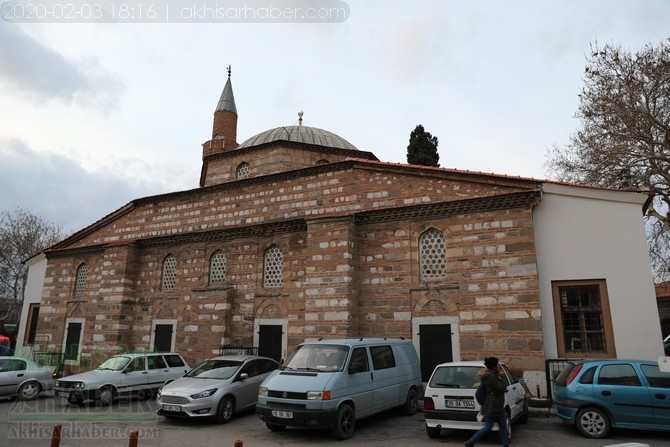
[0,139,153,233]
[0,21,123,107]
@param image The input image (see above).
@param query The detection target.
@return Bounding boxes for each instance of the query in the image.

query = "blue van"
[256,338,423,440]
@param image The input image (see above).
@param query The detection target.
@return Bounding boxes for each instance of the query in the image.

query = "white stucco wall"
[16,253,47,353]
[533,183,663,360]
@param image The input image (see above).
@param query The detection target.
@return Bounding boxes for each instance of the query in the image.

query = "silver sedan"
[0,356,55,400]
[157,355,279,423]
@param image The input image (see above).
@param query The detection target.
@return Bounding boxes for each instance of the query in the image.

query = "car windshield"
[186,360,243,379]
[283,345,349,372]
[429,366,481,388]
[97,356,131,371]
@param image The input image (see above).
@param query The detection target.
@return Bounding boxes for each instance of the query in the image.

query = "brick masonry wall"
[37,164,544,372]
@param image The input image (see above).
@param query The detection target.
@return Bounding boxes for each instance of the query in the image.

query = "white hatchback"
[423,360,529,440]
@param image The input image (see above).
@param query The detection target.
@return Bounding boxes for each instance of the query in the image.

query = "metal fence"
[545,358,581,399]
[32,352,64,368]
[218,346,258,356]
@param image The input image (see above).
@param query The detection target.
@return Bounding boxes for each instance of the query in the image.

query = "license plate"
[446,400,475,409]
[272,410,293,419]
[56,391,68,398]
[162,404,181,412]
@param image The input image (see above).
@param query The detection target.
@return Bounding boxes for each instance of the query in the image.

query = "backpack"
[475,379,487,406]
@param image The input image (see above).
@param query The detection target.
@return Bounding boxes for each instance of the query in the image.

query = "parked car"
[0,356,55,400]
[423,360,529,440]
[54,352,190,405]
[553,359,670,438]
[157,355,279,423]
[256,338,423,440]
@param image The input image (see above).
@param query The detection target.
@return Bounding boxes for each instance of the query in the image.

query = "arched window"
[236,162,250,179]
[209,251,227,285]
[161,254,177,291]
[263,245,284,288]
[75,263,88,296]
[315,159,329,166]
[419,228,447,280]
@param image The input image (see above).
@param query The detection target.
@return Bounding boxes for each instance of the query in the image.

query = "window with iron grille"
[162,255,177,291]
[419,228,447,280]
[75,263,88,296]
[263,245,283,288]
[236,162,250,179]
[552,279,615,357]
[209,251,227,285]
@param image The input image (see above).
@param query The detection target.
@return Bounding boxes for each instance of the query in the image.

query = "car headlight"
[190,388,217,399]
[258,386,268,397]
[307,390,331,400]
[75,382,86,389]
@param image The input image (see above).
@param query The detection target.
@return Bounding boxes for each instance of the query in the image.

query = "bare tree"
[545,39,670,281]
[0,208,65,330]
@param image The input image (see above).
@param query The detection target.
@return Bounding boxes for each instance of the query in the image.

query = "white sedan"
[0,356,55,400]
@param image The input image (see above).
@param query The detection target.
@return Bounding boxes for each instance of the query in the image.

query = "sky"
[1,0,669,236]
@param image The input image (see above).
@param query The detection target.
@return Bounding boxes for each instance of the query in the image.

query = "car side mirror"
[239,372,249,380]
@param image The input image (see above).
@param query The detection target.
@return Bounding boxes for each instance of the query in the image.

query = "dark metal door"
[419,324,453,381]
[258,325,282,362]
[64,322,82,360]
[154,324,173,352]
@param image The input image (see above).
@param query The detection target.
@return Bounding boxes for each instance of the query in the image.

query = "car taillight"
[565,363,583,386]
[423,397,435,410]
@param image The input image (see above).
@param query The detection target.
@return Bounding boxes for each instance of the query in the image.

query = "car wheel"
[97,386,115,406]
[67,394,84,405]
[330,404,355,440]
[575,407,611,439]
[504,411,512,440]
[214,396,234,424]
[426,425,441,439]
[137,388,153,400]
[519,400,529,424]
[401,388,418,415]
[18,382,40,401]
[266,422,286,432]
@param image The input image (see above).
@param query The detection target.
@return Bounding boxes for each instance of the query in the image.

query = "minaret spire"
[211,65,238,144]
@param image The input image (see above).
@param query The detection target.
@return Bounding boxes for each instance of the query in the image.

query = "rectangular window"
[370,345,396,370]
[25,304,40,345]
[552,279,615,358]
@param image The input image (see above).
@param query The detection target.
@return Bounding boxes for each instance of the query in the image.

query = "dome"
[237,125,358,151]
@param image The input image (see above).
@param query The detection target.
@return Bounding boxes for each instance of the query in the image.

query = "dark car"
[553,359,670,438]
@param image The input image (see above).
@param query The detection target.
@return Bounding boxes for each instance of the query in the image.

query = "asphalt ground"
[1,392,669,447]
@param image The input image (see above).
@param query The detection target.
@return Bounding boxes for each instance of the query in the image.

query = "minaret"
[205,66,238,157]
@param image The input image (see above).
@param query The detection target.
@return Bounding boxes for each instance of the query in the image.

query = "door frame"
[62,318,85,365]
[253,318,287,361]
[150,319,177,352]
[412,316,461,366]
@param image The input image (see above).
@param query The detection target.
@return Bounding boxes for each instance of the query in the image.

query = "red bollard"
[128,430,138,447]
[234,440,243,447]
[50,424,62,447]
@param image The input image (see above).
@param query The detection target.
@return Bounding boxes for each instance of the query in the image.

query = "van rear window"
[370,345,395,370]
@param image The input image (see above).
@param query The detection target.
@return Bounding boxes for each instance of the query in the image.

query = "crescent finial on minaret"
[227,65,231,77]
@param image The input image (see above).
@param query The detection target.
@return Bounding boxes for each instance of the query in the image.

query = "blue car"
[553,359,670,438]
